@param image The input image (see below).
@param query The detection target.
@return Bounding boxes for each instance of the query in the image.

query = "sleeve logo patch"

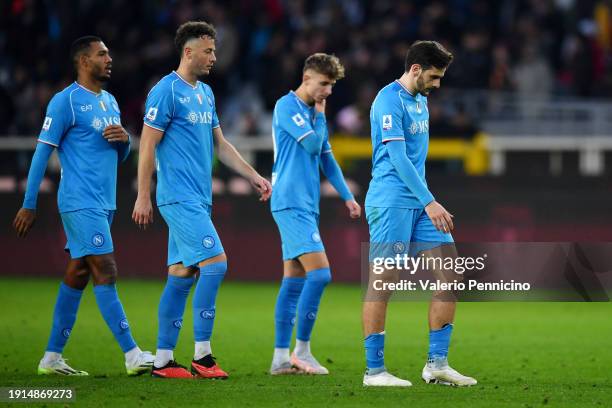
[382,114,392,130]
[146,107,158,121]
[42,116,52,131]
[292,113,306,127]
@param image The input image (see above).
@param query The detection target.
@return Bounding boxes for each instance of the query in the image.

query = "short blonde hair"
[303,53,345,80]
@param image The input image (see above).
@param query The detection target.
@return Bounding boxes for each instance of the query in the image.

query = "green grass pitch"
[0,278,610,407]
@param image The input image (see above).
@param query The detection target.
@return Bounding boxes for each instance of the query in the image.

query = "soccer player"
[269,54,361,375]
[12,36,154,376]
[362,41,477,387]
[132,21,272,379]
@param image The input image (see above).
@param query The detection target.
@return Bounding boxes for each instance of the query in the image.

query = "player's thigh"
[366,206,417,259]
[60,209,114,259]
[159,201,225,268]
[283,259,306,278]
[298,251,329,272]
[272,209,325,262]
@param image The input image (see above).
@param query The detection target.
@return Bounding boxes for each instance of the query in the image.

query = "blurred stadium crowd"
[2,0,612,141]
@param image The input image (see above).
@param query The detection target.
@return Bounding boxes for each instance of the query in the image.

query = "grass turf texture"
[0,278,610,407]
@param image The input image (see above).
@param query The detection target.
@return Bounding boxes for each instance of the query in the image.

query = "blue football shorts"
[60,208,115,259]
[272,208,325,261]
[366,206,454,260]
[159,201,225,267]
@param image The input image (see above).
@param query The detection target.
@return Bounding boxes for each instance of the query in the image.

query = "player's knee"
[89,255,118,285]
[199,260,227,278]
[307,267,331,285]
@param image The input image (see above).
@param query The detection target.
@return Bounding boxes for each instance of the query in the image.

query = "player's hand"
[132,196,154,230]
[250,174,272,202]
[13,208,36,238]
[315,98,326,114]
[425,201,454,233]
[103,125,129,143]
[345,199,361,219]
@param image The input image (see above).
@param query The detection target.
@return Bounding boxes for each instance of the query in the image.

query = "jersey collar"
[75,81,102,96]
[394,80,416,98]
[290,90,312,109]
[173,71,199,89]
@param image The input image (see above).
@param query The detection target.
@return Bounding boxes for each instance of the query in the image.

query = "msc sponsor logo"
[409,120,429,135]
[91,116,120,132]
[187,111,213,125]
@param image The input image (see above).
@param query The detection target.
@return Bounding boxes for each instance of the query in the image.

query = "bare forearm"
[217,140,258,179]
[136,139,156,198]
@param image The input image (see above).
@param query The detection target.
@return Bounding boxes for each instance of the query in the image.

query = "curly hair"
[174,21,216,53]
[303,53,345,80]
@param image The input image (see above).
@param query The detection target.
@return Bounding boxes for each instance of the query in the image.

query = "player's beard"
[92,64,111,83]
[416,77,431,96]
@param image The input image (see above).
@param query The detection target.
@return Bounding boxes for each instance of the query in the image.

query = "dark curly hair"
[174,21,216,54]
[303,53,345,81]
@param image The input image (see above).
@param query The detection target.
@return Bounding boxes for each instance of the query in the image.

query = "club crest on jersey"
[146,107,158,121]
[99,101,107,111]
[196,94,203,104]
[42,116,52,131]
[382,115,392,130]
[415,102,422,114]
[292,113,306,127]
[393,241,406,254]
[311,232,321,243]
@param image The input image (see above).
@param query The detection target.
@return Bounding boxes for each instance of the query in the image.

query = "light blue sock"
[296,267,331,342]
[46,283,84,353]
[93,284,137,353]
[193,262,226,342]
[364,332,385,373]
[157,275,194,350]
[428,323,453,361]
[274,277,305,348]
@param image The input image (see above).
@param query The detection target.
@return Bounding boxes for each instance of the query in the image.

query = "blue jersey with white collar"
[38,82,124,213]
[365,80,431,209]
[143,71,220,207]
[271,91,332,214]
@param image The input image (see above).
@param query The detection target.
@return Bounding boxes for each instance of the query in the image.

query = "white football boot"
[422,359,477,386]
[363,370,412,387]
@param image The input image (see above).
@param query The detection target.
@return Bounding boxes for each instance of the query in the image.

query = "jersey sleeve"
[276,99,316,143]
[321,130,332,154]
[373,90,405,142]
[143,82,174,132]
[38,92,73,147]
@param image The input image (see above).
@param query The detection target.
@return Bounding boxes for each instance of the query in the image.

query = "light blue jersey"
[143,71,220,207]
[38,82,124,213]
[271,91,332,214]
[365,80,432,209]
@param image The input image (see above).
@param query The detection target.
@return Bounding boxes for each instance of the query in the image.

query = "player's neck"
[294,86,314,106]
[176,65,198,87]
[76,77,103,94]
[398,73,417,96]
